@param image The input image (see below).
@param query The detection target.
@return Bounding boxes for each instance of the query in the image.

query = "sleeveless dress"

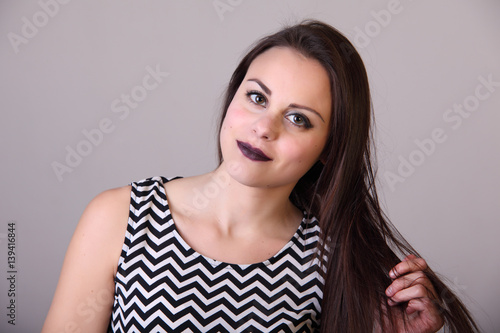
[109,176,324,333]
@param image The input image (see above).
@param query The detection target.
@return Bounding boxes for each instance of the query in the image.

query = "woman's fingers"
[402,254,416,261]
[386,256,437,306]
[386,270,434,295]
[386,278,436,305]
[405,297,433,315]
[389,255,428,279]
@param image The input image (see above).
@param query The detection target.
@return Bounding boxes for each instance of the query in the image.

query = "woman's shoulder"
[88,184,132,214]
[78,185,132,245]
[85,175,181,227]
[41,184,133,332]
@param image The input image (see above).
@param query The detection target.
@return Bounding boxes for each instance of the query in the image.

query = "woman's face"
[220,46,332,191]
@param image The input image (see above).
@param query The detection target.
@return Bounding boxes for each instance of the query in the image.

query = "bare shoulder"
[85,185,131,219]
[82,185,131,227]
[77,185,131,267]
[42,185,132,332]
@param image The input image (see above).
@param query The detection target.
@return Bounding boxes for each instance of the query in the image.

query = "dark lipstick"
[237,141,272,162]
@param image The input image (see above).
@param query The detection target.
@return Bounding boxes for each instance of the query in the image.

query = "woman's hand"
[385,254,445,333]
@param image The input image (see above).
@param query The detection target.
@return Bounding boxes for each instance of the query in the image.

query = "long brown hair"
[217,20,478,332]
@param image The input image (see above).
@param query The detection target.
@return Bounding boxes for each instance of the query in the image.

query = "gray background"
[1,0,499,332]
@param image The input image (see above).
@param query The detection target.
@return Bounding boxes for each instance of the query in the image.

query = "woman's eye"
[286,113,312,128]
[248,92,267,106]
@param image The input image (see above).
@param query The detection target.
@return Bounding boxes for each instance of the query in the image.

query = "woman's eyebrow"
[288,103,325,123]
[247,78,272,95]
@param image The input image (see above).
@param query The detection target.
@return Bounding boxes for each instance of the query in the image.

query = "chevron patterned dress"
[109,176,324,333]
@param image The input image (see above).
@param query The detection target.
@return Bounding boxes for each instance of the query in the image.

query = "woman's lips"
[237,141,272,162]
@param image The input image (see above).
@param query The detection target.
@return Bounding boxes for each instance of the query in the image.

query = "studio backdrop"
[0,0,499,332]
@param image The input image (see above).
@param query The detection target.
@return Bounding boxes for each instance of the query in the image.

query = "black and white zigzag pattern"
[109,176,324,333]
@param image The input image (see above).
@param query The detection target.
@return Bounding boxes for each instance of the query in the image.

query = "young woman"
[43,20,478,332]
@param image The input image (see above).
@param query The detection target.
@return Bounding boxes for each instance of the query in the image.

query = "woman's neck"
[165,164,302,238]
[198,166,302,237]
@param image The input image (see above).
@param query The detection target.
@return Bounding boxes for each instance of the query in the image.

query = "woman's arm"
[42,186,131,333]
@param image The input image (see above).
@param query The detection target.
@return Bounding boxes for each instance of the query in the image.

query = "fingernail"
[389,269,396,279]
[386,286,393,296]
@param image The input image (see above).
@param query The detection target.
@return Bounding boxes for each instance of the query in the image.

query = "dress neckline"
[157,176,307,269]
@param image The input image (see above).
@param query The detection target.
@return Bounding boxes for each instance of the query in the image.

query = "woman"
[42,20,478,332]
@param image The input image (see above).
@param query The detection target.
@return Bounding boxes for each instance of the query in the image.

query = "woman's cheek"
[227,108,252,131]
[283,137,324,163]
[280,140,305,160]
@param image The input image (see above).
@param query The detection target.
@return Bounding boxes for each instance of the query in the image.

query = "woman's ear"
[319,150,328,165]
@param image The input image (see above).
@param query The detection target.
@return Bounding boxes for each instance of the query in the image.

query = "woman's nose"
[252,113,280,140]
